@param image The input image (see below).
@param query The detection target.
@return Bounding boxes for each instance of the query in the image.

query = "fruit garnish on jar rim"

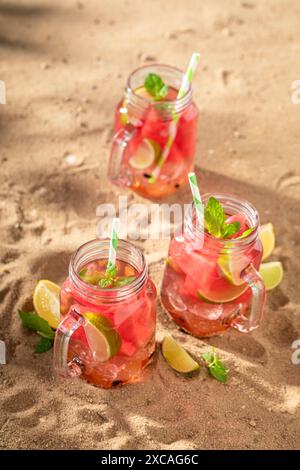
[204,196,255,239]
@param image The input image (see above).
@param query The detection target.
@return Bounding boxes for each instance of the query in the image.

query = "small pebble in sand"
[233,130,241,138]
[139,53,157,62]
[222,28,233,37]
[63,154,83,167]
[40,62,50,70]
[249,420,257,427]
[208,149,215,155]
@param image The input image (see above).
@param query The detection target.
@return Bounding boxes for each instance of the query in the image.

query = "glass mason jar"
[108,64,199,199]
[53,239,157,388]
[161,194,266,337]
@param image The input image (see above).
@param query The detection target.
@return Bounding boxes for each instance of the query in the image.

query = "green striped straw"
[150,53,200,183]
[107,217,119,269]
[188,172,204,227]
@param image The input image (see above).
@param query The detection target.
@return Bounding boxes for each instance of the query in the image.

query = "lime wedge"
[129,138,161,170]
[162,335,200,374]
[83,312,121,362]
[259,261,283,290]
[259,223,275,260]
[33,280,61,329]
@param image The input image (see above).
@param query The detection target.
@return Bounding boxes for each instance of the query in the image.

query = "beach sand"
[0,0,300,450]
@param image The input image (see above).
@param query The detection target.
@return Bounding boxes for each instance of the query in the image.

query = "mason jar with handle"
[161,194,266,337]
[53,239,157,388]
[108,64,199,199]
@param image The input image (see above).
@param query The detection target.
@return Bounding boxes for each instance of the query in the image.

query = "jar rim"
[69,238,148,303]
[126,63,193,111]
[185,193,260,250]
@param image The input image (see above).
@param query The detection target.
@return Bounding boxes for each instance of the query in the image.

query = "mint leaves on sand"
[19,310,55,353]
[202,349,228,383]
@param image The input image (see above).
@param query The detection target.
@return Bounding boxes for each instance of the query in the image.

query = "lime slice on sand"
[129,138,161,170]
[162,335,200,374]
[33,280,61,329]
[259,223,275,260]
[83,312,121,362]
[259,261,283,290]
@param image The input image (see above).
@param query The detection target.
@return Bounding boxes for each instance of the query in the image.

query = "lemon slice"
[162,335,200,374]
[33,280,61,329]
[259,261,283,290]
[83,312,121,362]
[259,223,275,260]
[129,138,160,170]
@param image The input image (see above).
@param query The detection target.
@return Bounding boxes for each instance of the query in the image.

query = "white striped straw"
[107,218,119,268]
[150,53,200,183]
[188,172,204,226]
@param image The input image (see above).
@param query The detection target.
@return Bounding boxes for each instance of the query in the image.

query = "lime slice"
[129,138,161,170]
[33,280,61,329]
[218,249,246,287]
[259,223,275,261]
[166,256,183,274]
[259,261,283,290]
[83,312,121,362]
[134,86,152,99]
[162,335,200,374]
[196,287,247,304]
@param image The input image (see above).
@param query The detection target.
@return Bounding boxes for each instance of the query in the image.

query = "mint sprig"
[202,349,228,383]
[99,261,117,288]
[204,197,240,239]
[144,73,168,100]
[18,310,55,353]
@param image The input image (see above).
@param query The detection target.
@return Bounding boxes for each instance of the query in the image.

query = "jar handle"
[108,123,137,186]
[232,264,266,333]
[53,308,85,378]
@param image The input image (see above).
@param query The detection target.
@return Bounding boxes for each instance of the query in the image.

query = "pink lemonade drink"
[53,239,157,388]
[161,194,266,337]
[108,65,199,199]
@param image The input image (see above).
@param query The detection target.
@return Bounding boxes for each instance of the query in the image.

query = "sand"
[0,0,300,450]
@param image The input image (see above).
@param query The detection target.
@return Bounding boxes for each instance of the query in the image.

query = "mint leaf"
[19,310,54,340]
[237,227,255,239]
[202,350,228,383]
[114,276,136,287]
[204,197,241,239]
[144,73,168,100]
[35,336,53,354]
[204,197,226,238]
[223,221,240,238]
[99,277,113,288]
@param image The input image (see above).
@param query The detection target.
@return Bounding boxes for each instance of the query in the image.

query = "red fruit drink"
[161,194,266,337]
[108,65,199,199]
[53,240,156,388]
